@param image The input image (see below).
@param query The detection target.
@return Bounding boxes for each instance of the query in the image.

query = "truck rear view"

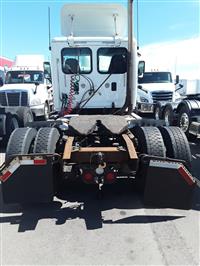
[0,2,196,210]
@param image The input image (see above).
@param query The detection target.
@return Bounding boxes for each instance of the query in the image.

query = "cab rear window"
[61,48,92,74]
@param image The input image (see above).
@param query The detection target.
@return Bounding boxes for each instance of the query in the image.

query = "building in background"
[0,56,14,83]
[0,56,13,68]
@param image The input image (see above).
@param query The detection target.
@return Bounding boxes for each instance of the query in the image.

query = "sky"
[0,0,200,78]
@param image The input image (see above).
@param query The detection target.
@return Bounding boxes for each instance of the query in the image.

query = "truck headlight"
[31,98,42,105]
[140,96,149,103]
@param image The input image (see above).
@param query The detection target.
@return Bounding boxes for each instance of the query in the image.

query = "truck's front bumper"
[31,104,44,117]
[137,103,154,113]
[189,122,200,137]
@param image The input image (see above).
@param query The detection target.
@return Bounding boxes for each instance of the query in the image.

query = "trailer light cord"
[63,74,80,115]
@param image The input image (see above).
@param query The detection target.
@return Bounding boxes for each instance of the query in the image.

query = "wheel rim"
[44,104,49,120]
[155,108,160,120]
[26,112,33,123]
[164,111,170,126]
[179,112,189,132]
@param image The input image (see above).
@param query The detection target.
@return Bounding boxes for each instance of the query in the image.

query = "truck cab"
[0,55,53,120]
[50,3,143,116]
[136,71,181,115]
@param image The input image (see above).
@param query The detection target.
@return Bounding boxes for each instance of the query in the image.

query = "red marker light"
[105,172,116,182]
[83,172,93,183]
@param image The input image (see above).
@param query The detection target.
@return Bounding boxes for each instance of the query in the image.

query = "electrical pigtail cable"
[64,74,80,115]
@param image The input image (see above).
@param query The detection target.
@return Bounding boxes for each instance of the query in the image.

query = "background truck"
[0,66,6,85]
[0,62,34,143]
[136,71,181,116]
[0,1,196,210]
[0,54,53,120]
[154,79,200,138]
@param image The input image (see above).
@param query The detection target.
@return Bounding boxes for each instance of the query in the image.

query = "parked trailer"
[0,2,197,209]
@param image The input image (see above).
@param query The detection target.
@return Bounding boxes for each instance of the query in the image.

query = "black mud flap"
[0,154,61,204]
[143,158,196,209]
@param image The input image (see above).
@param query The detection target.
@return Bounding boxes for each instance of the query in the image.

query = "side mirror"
[175,75,179,84]
[138,61,145,76]
[0,77,4,87]
[34,82,40,94]
[175,84,183,92]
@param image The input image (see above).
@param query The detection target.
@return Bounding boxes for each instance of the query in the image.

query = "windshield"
[5,71,44,84]
[138,72,172,84]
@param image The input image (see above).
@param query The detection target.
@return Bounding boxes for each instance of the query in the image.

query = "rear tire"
[132,126,166,192]
[33,127,60,153]
[33,127,61,195]
[159,126,192,168]
[132,126,166,157]
[6,127,37,162]
[1,114,20,145]
[16,107,34,126]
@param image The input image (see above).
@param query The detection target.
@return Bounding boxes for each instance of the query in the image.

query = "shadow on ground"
[0,179,195,232]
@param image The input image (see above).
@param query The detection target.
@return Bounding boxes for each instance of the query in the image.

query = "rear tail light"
[105,172,116,183]
[82,172,94,183]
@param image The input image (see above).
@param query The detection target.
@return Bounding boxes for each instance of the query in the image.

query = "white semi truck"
[0,1,196,209]
[1,55,53,120]
[136,71,181,115]
[154,79,200,138]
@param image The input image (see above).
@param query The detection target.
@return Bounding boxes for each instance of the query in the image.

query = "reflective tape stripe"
[178,166,195,186]
[0,171,12,182]
[9,162,20,173]
[20,160,34,165]
[149,160,179,169]
[34,159,47,165]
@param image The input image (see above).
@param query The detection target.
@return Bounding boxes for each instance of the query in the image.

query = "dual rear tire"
[131,125,192,191]
[6,127,60,162]
[132,125,191,166]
